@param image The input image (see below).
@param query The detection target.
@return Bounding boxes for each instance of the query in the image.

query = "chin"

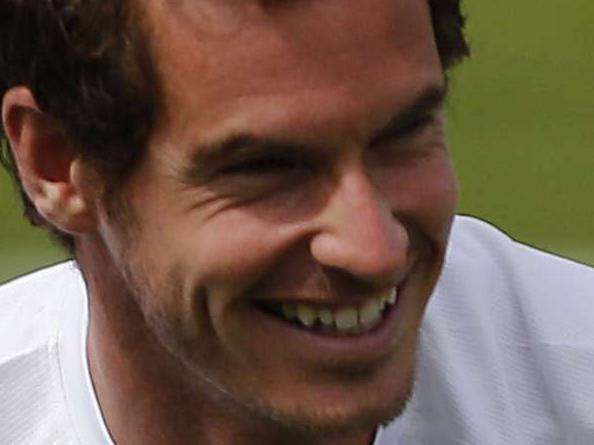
[218,365,417,438]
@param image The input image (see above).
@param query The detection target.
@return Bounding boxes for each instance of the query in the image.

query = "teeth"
[359,298,383,328]
[282,304,297,320]
[335,307,358,331]
[386,288,397,305]
[276,288,398,334]
[296,304,316,327]
[318,309,334,328]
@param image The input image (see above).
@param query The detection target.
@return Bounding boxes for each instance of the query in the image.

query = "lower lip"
[245,290,406,365]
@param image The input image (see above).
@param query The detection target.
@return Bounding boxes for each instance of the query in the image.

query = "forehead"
[142,0,442,146]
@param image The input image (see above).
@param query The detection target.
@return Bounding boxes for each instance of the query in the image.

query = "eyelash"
[389,115,435,143]
[403,115,434,135]
[369,114,435,149]
[220,156,299,175]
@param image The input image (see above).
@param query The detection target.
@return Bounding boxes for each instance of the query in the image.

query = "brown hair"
[0,0,469,251]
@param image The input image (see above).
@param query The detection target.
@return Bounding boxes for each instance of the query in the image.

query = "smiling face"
[90,0,457,437]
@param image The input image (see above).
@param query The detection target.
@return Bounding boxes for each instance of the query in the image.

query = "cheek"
[188,210,295,298]
[378,148,458,239]
[133,208,293,315]
[422,153,458,222]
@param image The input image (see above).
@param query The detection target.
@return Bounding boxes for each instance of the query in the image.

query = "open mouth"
[253,288,398,336]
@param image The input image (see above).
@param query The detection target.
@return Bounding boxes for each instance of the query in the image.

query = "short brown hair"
[0,0,469,251]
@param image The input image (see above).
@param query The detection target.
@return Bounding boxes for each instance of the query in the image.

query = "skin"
[2,0,458,444]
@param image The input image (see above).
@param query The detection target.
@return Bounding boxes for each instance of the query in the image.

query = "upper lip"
[250,286,400,309]
[247,263,412,308]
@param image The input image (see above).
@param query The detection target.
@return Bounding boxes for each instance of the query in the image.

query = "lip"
[242,284,407,367]
[251,289,395,310]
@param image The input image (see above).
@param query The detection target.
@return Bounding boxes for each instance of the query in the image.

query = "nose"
[309,167,408,286]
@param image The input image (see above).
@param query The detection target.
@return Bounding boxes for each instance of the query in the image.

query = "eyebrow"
[182,84,447,180]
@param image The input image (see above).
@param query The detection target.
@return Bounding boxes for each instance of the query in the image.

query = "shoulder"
[0,261,84,358]
[444,215,594,337]
[449,215,593,276]
[0,262,84,445]
[439,215,594,363]
[379,216,594,444]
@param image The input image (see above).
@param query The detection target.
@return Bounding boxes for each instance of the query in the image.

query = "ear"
[2,86,96,234]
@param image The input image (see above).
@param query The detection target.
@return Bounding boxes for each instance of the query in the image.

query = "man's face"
[96,0,457,434]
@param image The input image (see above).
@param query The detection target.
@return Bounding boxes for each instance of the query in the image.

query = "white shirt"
[1,216,593,444]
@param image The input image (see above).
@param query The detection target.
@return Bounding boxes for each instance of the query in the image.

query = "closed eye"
[369,86,446,148]
[219,156,300,175]
[400,115,435,136]
[370,114,435,148]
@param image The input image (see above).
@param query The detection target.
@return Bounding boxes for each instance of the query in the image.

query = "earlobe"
[2,86,96,234]
[33,160,95,234]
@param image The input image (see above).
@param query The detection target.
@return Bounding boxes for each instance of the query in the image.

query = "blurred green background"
[1,1,593,283]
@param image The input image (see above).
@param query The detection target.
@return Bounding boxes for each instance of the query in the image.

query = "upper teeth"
[280,288,398,334]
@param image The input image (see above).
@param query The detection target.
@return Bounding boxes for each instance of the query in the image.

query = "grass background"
[1,1,593,283]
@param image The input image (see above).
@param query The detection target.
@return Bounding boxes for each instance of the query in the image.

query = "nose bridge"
[310,167,408,283]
